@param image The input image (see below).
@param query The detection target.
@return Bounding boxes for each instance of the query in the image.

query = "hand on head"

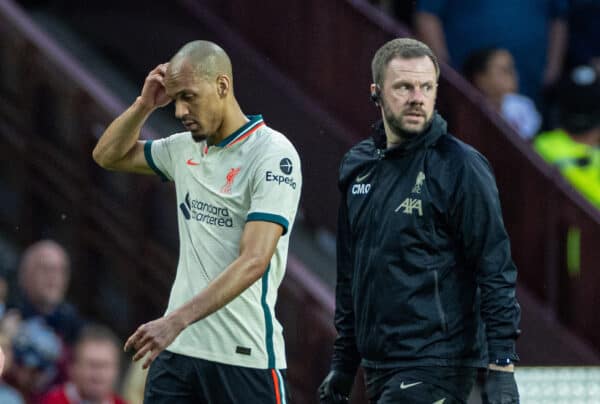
[139,63,172,110]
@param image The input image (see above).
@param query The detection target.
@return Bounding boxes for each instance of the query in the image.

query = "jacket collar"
[371,111,447,156]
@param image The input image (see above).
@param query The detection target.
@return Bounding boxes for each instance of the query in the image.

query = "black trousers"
[144,350,289,404]
[363,366,478,404]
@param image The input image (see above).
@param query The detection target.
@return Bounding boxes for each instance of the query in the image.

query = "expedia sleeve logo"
[279,158,293,174]
[265,157,297,189]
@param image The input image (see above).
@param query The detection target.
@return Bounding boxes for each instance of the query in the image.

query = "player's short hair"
[172,40,233,81]
[371,38,440,87]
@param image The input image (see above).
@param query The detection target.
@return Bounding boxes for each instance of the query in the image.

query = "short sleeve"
[144,138,174,181]
[246,144,302,235]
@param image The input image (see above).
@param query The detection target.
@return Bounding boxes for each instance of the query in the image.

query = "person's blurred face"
[164,60,225,143]
[22,245,69,312]
[0,334,13,375]
[474,50,518,104]
[376,56,438,136]
[71,340,119,402]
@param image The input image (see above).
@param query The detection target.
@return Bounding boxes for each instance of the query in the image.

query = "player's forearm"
[93,97,154,168]
[167,255,269,329]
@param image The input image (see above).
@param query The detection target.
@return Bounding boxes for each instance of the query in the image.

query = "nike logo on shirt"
[356,167,374,183]
[400,381,423,390]
[186,158,200,166]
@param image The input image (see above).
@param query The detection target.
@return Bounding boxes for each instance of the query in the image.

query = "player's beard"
[383,102,433,140]
[191,133,207,143]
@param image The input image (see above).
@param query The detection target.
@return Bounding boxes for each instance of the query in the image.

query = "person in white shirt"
[93,40,301,404]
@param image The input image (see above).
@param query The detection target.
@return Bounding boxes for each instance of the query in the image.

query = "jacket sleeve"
[330,194,361,374]
[448,151,521,363]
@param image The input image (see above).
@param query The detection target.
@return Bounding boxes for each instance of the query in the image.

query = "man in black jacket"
[319,38,521,404]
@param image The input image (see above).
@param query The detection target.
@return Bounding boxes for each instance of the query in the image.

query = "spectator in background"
[41,324,126,404]
[0,332,24,403]
[534,65,600,208]
[566,0,600,71]
[368,0,416,27]
[6,318,62,403]
[414,0,569,102]
[0,344,4,375]
[463,47,541,140]
[17,240,83,345]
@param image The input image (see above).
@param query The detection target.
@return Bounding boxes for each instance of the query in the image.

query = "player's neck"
[212,101,248,145]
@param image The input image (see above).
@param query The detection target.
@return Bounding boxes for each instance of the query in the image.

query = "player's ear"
[216,75,230,98]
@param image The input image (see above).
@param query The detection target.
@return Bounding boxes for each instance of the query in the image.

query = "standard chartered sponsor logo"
[180,192,233,227]
[266,171,297,189]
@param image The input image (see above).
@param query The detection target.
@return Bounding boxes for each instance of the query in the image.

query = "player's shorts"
[363,365,477,404]
[144,350,289,404]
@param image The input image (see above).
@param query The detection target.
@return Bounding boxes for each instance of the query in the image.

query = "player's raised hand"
[139,63,172,110]
[124,314,186,369]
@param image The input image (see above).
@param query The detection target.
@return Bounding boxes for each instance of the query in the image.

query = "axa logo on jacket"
[396,171,426,216]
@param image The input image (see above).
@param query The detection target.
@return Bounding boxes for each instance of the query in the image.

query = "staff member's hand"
[482,368,519,404]
[124,315,186,369]
[318,370,354,404]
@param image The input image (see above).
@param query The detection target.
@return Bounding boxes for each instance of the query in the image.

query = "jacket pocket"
[433,270,448,333]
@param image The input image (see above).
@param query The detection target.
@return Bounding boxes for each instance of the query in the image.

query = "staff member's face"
[164,62,225,142]
[375,56,438,135]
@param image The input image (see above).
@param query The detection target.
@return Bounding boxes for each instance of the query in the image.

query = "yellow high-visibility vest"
[534,129,600,209]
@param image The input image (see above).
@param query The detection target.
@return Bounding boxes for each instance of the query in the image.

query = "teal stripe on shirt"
[261,264,275,368]
[247,212,289,235]
[216,115,263,147]
[144,140,169,181]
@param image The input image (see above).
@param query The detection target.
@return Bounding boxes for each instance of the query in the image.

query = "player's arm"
[124,220,283,368]
[171,220,282,326]
[92,64,171,174]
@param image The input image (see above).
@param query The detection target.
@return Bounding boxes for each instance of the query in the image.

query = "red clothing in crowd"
[41,383,127,404]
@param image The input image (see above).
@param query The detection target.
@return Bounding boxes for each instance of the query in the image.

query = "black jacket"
[331,113,520,373]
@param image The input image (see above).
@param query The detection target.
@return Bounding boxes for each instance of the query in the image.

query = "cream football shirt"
[144,115,301,369]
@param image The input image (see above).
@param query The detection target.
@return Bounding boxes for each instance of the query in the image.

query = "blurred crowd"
[372,0,600,210]
[0,240,146,404]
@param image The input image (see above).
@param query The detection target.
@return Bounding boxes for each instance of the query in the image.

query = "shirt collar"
[216,115,264,148]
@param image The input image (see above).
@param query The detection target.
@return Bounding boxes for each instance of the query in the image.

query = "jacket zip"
[433,270,448,333]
